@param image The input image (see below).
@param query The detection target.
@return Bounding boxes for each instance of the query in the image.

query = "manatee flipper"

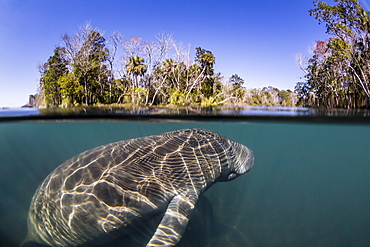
[147,194,196,247]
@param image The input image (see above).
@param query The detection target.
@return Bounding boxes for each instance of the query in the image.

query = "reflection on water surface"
[1,106,370,120]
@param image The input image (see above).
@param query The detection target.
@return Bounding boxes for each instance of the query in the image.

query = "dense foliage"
[296,0,370,108]
[38,23,296,107]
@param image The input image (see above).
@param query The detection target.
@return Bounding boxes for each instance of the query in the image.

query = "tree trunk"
[84,77,88,106]
[185,67,206,101]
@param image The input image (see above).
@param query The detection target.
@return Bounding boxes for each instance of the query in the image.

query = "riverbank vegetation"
[37,0,370,109]
[36,23,296,108]
[296,0,370,109]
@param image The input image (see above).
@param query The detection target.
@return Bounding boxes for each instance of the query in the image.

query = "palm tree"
[125,55,147,104]
[125,55,147,88]
[185,48,216,100]
[195,47,215,77]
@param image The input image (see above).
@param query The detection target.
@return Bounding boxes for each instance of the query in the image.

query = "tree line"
[38,23,223,106]
[38,0,370,109]
[296,0,370,108]
[37,23,296,107]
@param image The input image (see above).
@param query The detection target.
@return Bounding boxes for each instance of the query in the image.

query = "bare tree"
[122,36,143,62]
[107,32,122,103]
[61,22,94,71]
[142,41,156,75]
[153,33,174,68]
[295,52,308,75]
[172,41,191,65]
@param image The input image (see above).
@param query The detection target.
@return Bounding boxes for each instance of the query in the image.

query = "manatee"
[23,128,254,247]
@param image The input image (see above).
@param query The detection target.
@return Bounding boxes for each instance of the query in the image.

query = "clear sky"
[0,0,337,107]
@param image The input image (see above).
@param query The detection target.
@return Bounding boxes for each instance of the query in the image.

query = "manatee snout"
[241,145,254,174]
[232,142,254,177]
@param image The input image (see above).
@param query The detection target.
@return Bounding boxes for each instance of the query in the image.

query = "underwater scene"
[0,110,370,247]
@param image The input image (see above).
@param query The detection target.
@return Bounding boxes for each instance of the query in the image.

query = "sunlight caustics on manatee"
[23,128,254,247]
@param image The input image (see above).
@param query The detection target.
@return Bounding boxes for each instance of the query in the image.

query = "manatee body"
[24,128,254,247]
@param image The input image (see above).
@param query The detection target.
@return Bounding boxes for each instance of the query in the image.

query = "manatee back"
[24,128,248,246]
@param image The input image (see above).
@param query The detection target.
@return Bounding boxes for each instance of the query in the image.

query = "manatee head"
[219,140,254,182]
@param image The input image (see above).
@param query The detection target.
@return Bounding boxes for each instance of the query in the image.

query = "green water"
[0,120,369,246]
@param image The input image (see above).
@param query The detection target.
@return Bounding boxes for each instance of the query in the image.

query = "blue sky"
[0,0,337,107]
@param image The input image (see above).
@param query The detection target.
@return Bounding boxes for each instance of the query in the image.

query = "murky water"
[1,108,369,246]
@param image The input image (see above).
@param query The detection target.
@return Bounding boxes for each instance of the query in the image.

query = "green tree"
[125,55,147,104]
[74,30,110,105]
[58,73,83,105]
[195,47,215,76]
[229,74,244,90]
[298,0,370,108]
[39,47,68,106]
[151,59,180,105]
[125,55,147,88]
[278,90,293,106]
[195,47,216,98]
